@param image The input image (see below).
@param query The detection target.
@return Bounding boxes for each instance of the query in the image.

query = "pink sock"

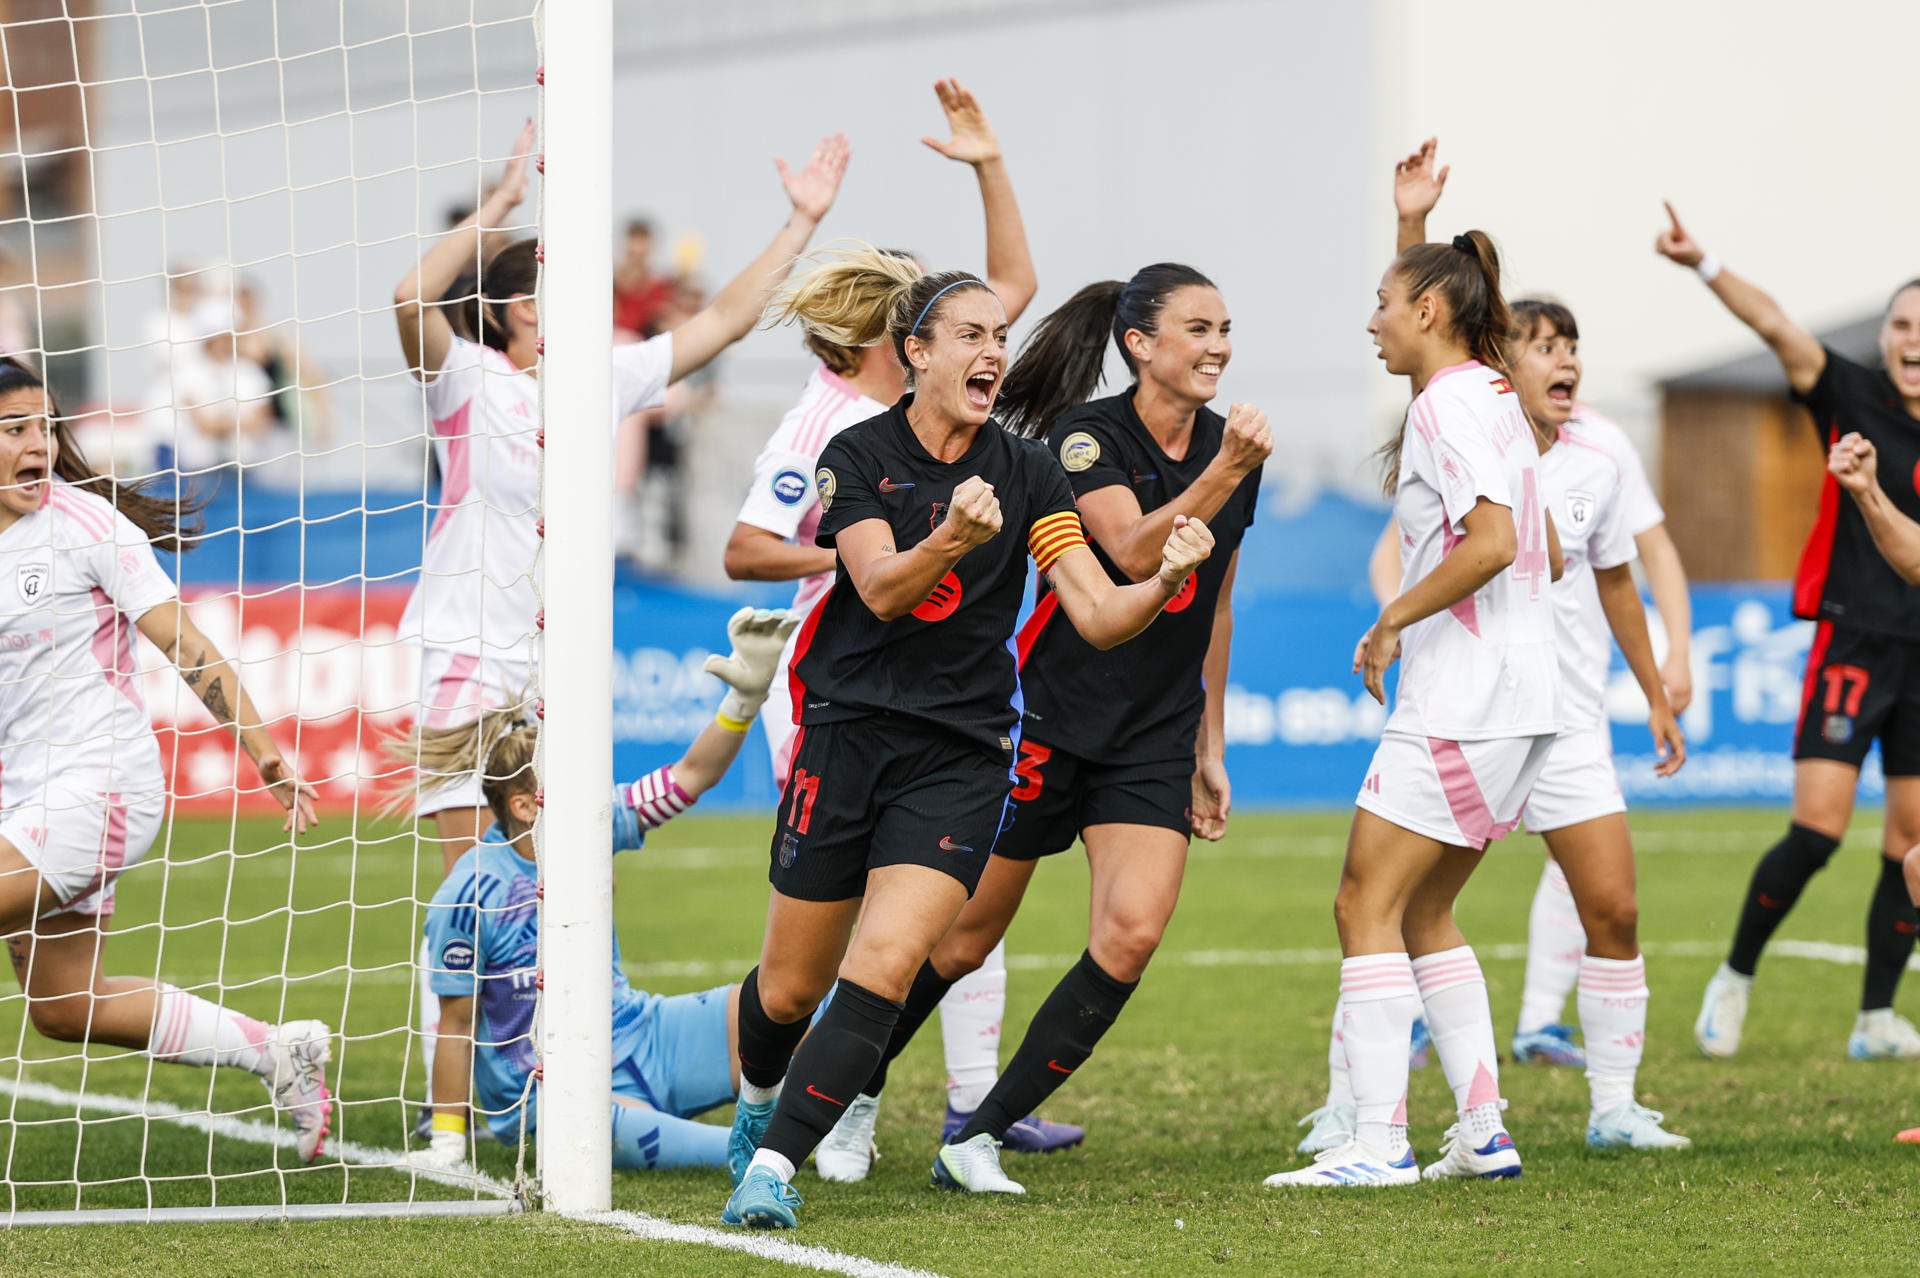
[149,985,273,1076]
[1413,946,1502,1114]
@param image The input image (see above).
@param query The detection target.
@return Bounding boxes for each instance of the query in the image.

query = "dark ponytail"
[0,357,203,552]
[998,263,1216,438]
[1377,230,1512,494]
[453,236,538,353]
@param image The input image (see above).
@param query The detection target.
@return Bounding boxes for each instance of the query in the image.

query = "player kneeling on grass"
[410,607,797,1172]
[0,356,330,1160]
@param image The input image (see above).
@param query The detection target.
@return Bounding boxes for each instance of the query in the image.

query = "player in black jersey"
[1657,205,1920,1061]
[720,245,1214,1230]
[829,263,1270,1197]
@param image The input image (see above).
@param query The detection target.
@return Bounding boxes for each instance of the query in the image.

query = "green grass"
[1,807,1917,1275]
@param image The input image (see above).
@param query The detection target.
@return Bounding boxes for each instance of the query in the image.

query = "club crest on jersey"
[929,501,949,531]
[1060,431,1100,473]
[815,468,836,512]
[1566,489,1596,532]
[15,563,46,603]
[772,469,809,506]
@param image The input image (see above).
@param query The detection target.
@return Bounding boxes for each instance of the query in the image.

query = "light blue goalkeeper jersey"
[425,824,655,1141]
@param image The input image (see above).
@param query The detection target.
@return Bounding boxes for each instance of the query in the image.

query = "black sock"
[735,966,811,1091]
[760,979,902,1167]
[1728,823,1840,975]
[1864,857,1919,1010]
[958,951,1135,1144]
[862,960,958,1097]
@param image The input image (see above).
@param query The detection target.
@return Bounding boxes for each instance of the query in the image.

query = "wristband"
[1695,253,1722,284]
[431,1111,467,1136]
[715,708,753,734]
[717,689,765,727]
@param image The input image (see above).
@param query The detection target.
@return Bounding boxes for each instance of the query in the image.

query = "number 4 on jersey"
[1512,469,1550,599]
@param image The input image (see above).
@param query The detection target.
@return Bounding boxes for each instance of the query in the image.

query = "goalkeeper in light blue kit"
[410,607,798,1171]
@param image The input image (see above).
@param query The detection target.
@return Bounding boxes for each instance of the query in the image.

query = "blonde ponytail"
[768,240,924,349]
[382,698,538,828]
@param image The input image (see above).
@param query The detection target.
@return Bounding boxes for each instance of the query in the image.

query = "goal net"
[0,0,612,1224]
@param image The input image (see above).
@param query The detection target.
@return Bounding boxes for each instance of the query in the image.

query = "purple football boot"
[944,1104,1086,1154]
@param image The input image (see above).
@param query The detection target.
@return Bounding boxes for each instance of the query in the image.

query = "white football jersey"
[735,363,885,621]
[1539,407,1664,730]
[400,334,672,661]
[1389,360,1558,740]
[0,483,179,808]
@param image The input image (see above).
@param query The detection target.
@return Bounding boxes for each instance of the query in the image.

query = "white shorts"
[1,784,168,919]
[413,645,536,818]
[1355,731,1556,851]
[1522,722,1626,835]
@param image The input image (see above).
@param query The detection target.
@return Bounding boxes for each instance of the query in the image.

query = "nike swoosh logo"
[805,1084,845,1107]
[1045,1059,1073,1075]
[877,478,915,493]
[938,837,973,853]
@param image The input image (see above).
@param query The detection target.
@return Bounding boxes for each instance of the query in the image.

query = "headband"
[909,279,975,337]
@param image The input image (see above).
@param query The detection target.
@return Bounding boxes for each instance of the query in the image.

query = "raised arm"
[394,120,534,377]
[1655,202,1825,395]
[1075,404,1269,582]
[922,79,1037,324]
[1048,515,1214,651]
[676,609,800,793]
[1357,498,1515,704]
[1830,433,1920,583]
[1634,522,1694,712]
[1594,562,1685,777]
[136,601,318,832]
[1393,137,1449,255]
[667,134,850,384]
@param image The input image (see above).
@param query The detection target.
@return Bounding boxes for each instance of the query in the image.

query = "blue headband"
[909,279,975,337]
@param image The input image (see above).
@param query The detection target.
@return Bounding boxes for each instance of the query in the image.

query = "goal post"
[533,0,615,1216]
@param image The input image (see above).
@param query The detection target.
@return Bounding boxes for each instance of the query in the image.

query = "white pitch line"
[576,1209,947,1278]
[0,1080,946,1277]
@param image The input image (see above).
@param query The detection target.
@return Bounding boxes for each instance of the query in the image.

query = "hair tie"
[1450,234,1475,254]
[909,279,973,337]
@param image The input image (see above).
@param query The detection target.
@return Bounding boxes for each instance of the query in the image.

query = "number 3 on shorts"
[1009,740,1051,802]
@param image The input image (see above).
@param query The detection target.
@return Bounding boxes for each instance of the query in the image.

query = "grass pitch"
[0,807,1916,1275]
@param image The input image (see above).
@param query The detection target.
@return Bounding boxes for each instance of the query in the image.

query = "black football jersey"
[792,397,1080,751]
[1792,348,1920,638]
[1017,391,1261,762]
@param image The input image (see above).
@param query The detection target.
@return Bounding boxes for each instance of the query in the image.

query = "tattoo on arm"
[201,674,235,726]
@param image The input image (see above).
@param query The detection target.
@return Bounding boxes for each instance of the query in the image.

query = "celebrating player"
[720,245,1213,1229]
[393,118,848,869]
[410,608,796,1173]
[1657,206,1920,1061]
[0,357,332,1161]
[820,264,1268,1193]
[722,80,1078,1174]
[1266,226,1562,1190]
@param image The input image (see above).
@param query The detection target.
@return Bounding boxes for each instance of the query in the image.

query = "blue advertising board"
[612,578,1851,813]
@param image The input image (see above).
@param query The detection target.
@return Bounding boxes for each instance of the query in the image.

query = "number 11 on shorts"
[787,768,821,835]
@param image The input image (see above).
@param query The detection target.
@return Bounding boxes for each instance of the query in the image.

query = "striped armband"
[622,764,695,832]
[1028,510,1088,574]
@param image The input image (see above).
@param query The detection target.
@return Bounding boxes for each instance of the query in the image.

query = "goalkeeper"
[412,607,798,1171]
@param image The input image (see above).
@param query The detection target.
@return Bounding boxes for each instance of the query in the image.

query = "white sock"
[940,938,1006,1114]
[738,1077,780,1107]
[746,1147,796,1182]
[1517,860,1585,1035]
[1325,994,1353,1109]
[418,935,440,1100]
[1578,954,1648,1115]
[1413,946,1502,1115]
[148,985,272,1076]
[1339,954,1420,1151]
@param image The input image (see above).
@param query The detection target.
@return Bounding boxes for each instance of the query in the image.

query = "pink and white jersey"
[1389,360,1558,740]
[735,364,885,619]
[1539,407,1664,730]
[401,334,672,662]
[0,482,178,807]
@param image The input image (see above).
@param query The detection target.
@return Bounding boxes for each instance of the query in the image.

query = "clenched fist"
[1828,431,1878,496]
[941,475,1003,549]
[1219,403,1272,475]
[1158,514,1214,592]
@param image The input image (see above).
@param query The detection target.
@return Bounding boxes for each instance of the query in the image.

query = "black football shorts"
[1792,621,1920,775]
[993,733,1195,861]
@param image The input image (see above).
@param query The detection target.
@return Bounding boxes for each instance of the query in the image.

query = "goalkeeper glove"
[703,606,801,728]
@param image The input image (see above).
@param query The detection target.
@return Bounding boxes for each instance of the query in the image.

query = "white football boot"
[815,1093,882,1182]
[1693,964,1752,1059]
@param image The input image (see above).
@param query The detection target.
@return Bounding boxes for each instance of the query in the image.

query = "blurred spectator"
[613,218,677,340]
[235,276,334,449]
[0,249,35,359]
[145,295,284,478]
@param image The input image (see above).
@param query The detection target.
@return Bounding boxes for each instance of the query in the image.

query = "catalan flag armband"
[1028,510,1088,574]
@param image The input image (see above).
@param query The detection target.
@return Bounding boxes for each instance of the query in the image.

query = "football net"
[0,0,613,1224]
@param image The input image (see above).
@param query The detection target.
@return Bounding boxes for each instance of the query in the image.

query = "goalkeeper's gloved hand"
[703,607,801,727]
[408,1127,469,1172]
